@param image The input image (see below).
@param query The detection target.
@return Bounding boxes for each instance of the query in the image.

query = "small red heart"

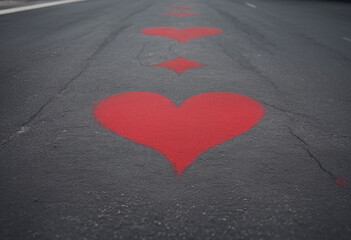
[140,27,223,43]
[162,13,200,17]
[94,92,264,174]
[154,56,204,74]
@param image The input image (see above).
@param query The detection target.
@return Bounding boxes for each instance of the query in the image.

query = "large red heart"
[140,27,223,43]
[94,92,264,174]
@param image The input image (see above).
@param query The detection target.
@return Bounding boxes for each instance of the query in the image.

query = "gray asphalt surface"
[1,0,351,239]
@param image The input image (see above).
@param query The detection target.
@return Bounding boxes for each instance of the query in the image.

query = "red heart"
[169,6,193,10]
[140,27,223,43]
[162,13,200,17]
[94,92,264,174]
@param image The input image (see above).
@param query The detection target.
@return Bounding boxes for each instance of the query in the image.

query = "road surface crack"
[210,38,282,96]
[0,25,133,147]
[288,127,310,148]
[0,2,154,147]
[207,2,276,51]
[341,134,351,139]
[288,127,334,179]
[136,44,147,66]
[262,101,321,124]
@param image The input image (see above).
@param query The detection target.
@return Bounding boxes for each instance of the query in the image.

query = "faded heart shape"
[169,6,193,10]
[140,27,223,43]
[94,92,264,174]
[162,13,200,17]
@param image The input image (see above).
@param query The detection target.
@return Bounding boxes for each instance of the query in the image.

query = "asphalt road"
[1,0,351,239]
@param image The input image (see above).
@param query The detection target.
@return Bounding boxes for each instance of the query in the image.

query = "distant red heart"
[94,92,264,174]
[169,6,193,10]
[162,13,200,17]
[140,27,223,43]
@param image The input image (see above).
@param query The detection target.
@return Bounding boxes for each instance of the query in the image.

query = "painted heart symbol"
[162,13,200,17]
[94,92,264,174]
[169,6,193,10]
[140,27,223,43]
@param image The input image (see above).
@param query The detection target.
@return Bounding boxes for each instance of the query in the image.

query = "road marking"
[342,37,351,42]
[154,57,204,74]
[140,27,223,43]
[94,92,264,174]
[162,13,200,18]
[0,0,86,16]
[169,6,193,10]
[245,2,257,8]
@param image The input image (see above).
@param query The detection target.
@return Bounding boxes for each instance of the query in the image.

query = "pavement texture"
[0,0,351,239]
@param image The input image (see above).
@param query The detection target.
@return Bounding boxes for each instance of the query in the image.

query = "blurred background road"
[0,0,351,239]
